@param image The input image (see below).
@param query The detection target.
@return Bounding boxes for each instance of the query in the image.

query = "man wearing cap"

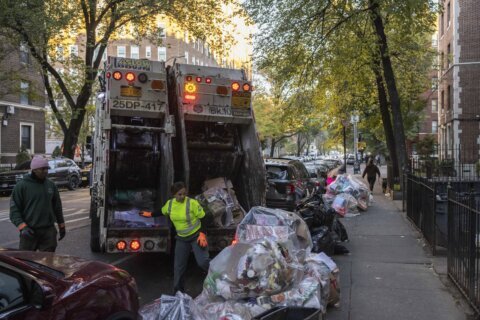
[10,156,66,252]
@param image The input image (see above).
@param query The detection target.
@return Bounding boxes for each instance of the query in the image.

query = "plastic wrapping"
[139,292,201,320]
[325,174,370,212]
[196,178,245,228]
[235,206,312,259]
[203,239,303,300]
[331,193,358,217]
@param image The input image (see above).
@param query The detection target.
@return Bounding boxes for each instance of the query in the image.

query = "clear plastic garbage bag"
[139,292,202,320]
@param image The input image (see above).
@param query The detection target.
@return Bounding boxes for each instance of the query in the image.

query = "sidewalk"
[326,165,468,320]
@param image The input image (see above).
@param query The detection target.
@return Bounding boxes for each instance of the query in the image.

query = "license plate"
[232,91,251,108]
[208,106,232,116]
[111,100,164,112]
[120,86,141,97]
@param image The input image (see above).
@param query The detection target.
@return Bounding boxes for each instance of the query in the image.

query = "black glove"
[20,226,35,240]
[58,226,66,241]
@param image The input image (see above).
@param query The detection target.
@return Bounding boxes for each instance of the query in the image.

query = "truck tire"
[90,201,102,252]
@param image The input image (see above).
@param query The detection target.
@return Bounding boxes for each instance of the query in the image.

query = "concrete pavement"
[326,164,470,320]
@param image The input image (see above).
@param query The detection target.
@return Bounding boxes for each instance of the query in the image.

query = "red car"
[0,249,139,320]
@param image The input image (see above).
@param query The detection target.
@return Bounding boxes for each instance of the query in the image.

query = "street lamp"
[342,119,349,172]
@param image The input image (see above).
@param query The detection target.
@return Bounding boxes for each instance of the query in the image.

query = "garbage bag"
[235,206,312,259]
[139,292,200,320]
[331,193,358,217]
[304,252,340,309]
[203,239,303,300]
[310,226,335,256]
[332,219,349,242]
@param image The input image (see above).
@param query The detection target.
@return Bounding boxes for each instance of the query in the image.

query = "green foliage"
[416,135,436,159]
[52,146,62,157]
[15,146,31,165]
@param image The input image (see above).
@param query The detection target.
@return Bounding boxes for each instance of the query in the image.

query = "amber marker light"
[243,83,251,92]
[231,82,240,91]
[125,72,135,82]
[112,71,122,80]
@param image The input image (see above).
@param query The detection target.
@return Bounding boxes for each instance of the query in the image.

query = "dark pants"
[173,233,210,293]
[367,176,376,192]
[19,226,57,252]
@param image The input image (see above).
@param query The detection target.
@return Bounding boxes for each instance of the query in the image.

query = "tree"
[244,0,437,179]
[15,145,31,165]
[0,0,237,159]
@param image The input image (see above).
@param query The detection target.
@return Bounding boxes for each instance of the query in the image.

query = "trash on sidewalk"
[253,306,323,320]
[139,291,201,320]
[324,174,371,213]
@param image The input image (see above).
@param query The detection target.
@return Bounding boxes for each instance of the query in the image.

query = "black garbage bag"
[311,206,336,230]
[332,219,349,242]
[310,226,335,255]
[334,243,350,255]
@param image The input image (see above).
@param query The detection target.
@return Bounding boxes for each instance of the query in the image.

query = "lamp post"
[342,119,349,171]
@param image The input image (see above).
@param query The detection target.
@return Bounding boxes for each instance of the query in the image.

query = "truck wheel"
[68,176,79,190]
[90,201,102,252]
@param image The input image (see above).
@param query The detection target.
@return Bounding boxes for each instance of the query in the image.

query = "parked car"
[0,157,81,195]
[346,154,356,165]
[265,158,316,211]
[0,249,139,319]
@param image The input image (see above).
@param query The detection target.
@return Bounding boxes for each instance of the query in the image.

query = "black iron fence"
[447,189,480,315]
[405,174,437,253]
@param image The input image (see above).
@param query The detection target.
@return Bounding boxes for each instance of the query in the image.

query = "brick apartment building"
[437,0,480,171]
[0,41,46,164]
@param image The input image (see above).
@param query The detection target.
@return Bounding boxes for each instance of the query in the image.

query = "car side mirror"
[32,282,55,310]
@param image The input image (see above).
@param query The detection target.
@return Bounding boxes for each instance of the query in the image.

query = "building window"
[117,46,126,58]
[20,81,30,105]
[431,77,438,90]
[431,35,437,48]
[431,100,438,113]
[447,2,451,27]
[69,45,78,57]
[131,46,139,59]
[440,12,444,36]
[20,123,34,152]
[157,47,166,62]
[20,42,30,65]
[447,43,451,68]
[158,23,166,38]
[184,51,189,64]
[192,56,196,65]
[440,52,444,70]
[146,46,151,59]
[441,90,444,111]
[432,121,438,134]
[447,85,451,109]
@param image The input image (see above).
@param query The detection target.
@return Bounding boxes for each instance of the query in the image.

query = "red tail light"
[130,240,141,251]
[287,184,295,195]
[196,76,202,83]
[205,77,212,84]
[116,240,127,251]
[184,94,196,101]
[125,72,135,82]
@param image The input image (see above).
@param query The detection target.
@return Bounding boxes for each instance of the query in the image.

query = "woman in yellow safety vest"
[141,181,210,293]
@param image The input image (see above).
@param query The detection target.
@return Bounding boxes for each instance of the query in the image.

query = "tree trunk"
[369,0,408,176]
[372,58,399,179]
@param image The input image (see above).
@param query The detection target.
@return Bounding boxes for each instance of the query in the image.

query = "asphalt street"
[0,188,206,306]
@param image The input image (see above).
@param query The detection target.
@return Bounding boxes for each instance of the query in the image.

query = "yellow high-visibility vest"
[161,197,205,237]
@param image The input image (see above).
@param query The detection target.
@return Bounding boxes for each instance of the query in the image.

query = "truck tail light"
[195,76,202,83]
[138,73,148,83]
[242,83,251,91]
[144,240,155,250]
[112,71,122,81]
[130,240,141,251]
[205,77,212,84]
[186,75,193,81]
[116,240,127,251]
[125,72,135,82]
[231,82,240,91]
[184,94,196,101]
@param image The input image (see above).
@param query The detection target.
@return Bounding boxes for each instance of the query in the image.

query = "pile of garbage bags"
[323,174,371,215]
[196,177,246,228]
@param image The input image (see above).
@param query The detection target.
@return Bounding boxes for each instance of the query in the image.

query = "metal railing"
[405,174,437,253]
[447,189,480,315]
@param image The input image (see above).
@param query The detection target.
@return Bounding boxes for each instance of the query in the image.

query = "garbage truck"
[90,57,266,253]
[168,63,266,251]
[90,57,175,253]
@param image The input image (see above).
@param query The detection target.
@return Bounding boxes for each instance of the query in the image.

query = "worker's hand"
[197,232,208,248]
[58,224,66,241]
[19,225,35,240]
[139,211,153,218]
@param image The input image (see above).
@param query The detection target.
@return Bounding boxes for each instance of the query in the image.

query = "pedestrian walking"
[10,156,66,252]
[362,158,381,192]
[140,181,210,293]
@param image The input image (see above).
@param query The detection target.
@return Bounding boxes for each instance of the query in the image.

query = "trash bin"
[253,307,323,320]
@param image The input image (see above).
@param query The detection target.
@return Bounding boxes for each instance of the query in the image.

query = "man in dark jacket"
[362,158,381,192]
[10,156,66,252]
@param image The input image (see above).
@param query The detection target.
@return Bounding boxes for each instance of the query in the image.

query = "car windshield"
[266,166,288,180]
